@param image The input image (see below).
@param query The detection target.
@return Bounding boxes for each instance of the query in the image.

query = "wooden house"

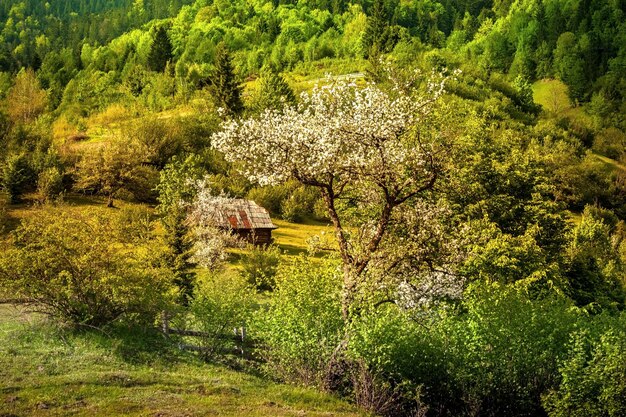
[212,199,277,245]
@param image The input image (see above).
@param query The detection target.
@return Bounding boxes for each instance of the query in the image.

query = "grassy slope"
[0,304,363,417]
[272,219,334,257]
[532,79,593,125]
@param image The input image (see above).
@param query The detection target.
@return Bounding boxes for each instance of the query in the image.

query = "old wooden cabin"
[213,199,277,245]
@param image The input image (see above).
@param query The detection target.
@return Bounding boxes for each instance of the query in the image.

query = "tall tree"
[209,42,244,116]
[74,139,156,208]
[6,68,47,124]
[212,76,458,321]
[147,25,173,73]
[156,155,204,303]
[362,0,391,58]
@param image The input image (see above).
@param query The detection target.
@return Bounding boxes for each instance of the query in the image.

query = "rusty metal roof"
[213,199,277,230]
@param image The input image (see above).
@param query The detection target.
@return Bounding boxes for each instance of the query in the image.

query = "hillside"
[1,1,626,417]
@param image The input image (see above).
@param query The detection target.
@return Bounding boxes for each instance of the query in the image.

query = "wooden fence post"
[162,311,169,335]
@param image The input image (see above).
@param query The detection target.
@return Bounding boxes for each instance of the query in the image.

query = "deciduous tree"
[6,68,47,124]
[212,75,460,320]
[73,138,157,207]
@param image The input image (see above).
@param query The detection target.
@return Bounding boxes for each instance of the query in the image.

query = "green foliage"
[73,138,158,207]
[250,67,296,112]
[36,166,64,202]
[280,185,320,223]
[348,283,582,416]
[184,273,255,359]
[361,0,395,58]
[564,206,626,311]
[543,319,626,417]
[592,127,626,160]
[126,116,185,169]
[247,184,290,217]
[0,207,174,327]
[209,42,243,116]
[147,25,173,73]
[240,244,281,291]
[112,205,156,245]
[1,152,34,203]
[6,68,47,124]
[246,181,322,222]
[254,257,344,385]
[156,154,206,302]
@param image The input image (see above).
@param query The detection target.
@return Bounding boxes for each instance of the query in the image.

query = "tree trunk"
[107,193,114,208]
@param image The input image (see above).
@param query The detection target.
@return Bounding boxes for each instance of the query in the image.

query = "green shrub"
[247,184,289,216]
[348,283,582,416]
[543,317,626,417]
[1,153,34,203]
[280,185,319,222]
[37,166,64,202]
[592,127,626,160]
[254,257,344,385]
[113,205,156,244]
[247,181,322,221]
[183,273,255,359]
[0,206,174,327]
[240,244,281,291]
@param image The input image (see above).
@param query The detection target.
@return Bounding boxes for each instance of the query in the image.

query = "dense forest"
[0,0,625,416]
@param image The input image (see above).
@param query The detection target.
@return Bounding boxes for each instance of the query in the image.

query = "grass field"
[532,79,592,125]
[0,304,364,417]
[272,218,335,257]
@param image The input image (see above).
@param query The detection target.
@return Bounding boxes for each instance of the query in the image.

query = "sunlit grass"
[532,78,592,124]
[0,304,364,417]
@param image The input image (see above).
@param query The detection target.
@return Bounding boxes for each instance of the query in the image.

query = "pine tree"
[252,66,296,111]
[210,42,244,116]
[147,26,173,73]
[156,155,204,304]
[362,0,390,58]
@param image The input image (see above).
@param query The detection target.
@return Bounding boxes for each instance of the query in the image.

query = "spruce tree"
[252,66,296,111]
[210,42,244,116]
[362,0,390,58]
[156,155,204,304]
[147,26,173,73]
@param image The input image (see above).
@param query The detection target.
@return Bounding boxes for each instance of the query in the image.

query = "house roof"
[213,199,277,230]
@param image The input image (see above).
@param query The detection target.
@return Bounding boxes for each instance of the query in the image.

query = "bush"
[0,207,174,327]
[183,273,255,359]
[348,283,582,416]
[113,205,156,244]
[1,153,34,203]
[543,316,626,417]
[240,244,281,291]
[247,181,322,222]
[280,185,319,222]
[254,257,344,385]
[37,166,64,202]
[247,184,289,216]
[592,127,626,160]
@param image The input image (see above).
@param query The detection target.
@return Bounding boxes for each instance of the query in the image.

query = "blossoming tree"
[212,76,460,320]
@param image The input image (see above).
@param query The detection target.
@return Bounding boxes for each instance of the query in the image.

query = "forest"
[0,0,625,416]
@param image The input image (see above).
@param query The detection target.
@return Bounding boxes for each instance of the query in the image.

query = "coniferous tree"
[210,42,244,116]
[156,155,204,303]
[362,0,390,58]
[147,25,173,73]
[252,66,296,111]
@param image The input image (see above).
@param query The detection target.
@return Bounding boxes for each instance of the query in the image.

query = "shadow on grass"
[88,324,181,365]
